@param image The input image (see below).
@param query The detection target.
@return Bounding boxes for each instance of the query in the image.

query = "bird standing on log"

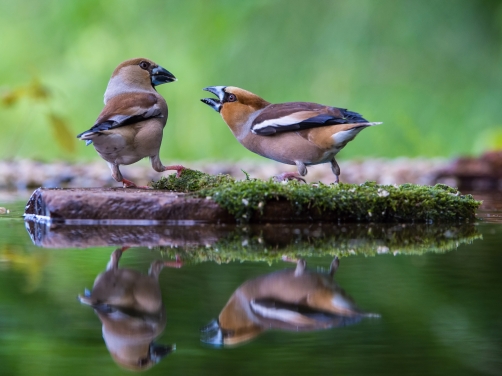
[77,58,184,188]
[201,86,380,182]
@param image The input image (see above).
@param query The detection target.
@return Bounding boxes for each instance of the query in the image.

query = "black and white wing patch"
[251,102,370,136]
[76,93,163,145]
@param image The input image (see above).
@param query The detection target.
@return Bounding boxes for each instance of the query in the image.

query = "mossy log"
[152,169,480,223]
[24,169,480,224]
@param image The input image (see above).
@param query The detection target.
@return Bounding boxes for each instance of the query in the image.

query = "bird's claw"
[164,255,183,269]
[273,172,306,183]
[121,179,151,189]
[164,165,185,178]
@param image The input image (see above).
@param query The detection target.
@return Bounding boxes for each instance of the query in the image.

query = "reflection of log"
[167,223,481,262]
[25,215,481,259]
[24,220,234,248]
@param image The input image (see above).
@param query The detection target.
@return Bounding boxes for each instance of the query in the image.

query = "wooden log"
[24,188,234,223]
[24,187,330,224]
[24,180,481,225]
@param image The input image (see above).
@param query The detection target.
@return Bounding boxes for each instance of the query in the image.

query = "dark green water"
[1,194,501,376]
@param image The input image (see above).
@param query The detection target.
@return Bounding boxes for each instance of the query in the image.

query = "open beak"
[201,86,226,112]
[151,66,176,86]
[149,343,175,363]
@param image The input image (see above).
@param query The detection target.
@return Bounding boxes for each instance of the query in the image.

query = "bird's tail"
[341,109,383,125]
[76,131,95,146]
[357,122,383,126]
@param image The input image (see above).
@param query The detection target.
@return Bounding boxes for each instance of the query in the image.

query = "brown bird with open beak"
[201,257,377,347]
[201,86,380,182]
[77,58,185,188]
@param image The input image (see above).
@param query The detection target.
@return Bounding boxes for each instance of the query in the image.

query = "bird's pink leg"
[106,246,130,271]
[273,172,306,183]
[148,255,183,279]
[281,256,306,276]
[331,158,340,184]
[164,165,186,178]
[163,254,183,269]
[121,178,151,189]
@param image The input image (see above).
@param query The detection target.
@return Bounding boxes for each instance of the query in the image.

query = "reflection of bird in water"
[78,247,182,371]
[201,257,378,347]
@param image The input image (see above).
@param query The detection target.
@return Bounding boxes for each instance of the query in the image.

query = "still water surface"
[0,193,501,376]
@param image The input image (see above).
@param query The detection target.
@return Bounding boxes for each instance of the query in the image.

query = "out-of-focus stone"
[2,154,501,193]
[434,151,502,191]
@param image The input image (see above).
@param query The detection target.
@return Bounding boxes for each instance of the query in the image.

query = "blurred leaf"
[1,79,50,107]
[47,113,76,154]
[27,79,51,101]
[0,246,48,293]
[473,126,502,153]
[1,87,25,107]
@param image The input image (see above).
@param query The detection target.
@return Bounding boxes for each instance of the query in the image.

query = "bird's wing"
[77,93,163,140]
[251,102,370,136]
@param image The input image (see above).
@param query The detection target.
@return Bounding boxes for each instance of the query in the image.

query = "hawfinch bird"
[79,247,179,371]
[77,58,184,188]
[201,86,381,182]
[201,257,373,346]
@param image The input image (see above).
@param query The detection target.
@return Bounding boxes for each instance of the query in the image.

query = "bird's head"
[104,58,176,102]
[201,86,270,131]
[112,58,176,87]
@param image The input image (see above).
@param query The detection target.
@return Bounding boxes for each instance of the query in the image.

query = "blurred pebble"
[0,157,450,190]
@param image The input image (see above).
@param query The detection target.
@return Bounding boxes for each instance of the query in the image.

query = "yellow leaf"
[47,113,76,154]
[28,79,51,101]
[1,87,25,106]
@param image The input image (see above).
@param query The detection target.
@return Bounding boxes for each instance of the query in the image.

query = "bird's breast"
[239,131,331,165]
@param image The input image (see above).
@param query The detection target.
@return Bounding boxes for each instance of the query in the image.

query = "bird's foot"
[164,254,183,269]
[164,165,186,178]
[121,179,151,189]
[273,172,306,183]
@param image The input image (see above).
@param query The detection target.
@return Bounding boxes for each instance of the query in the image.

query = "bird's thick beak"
[201,86,226,112]
[149,343,175,363]
[200,319,224,346]
[151,66,176,86]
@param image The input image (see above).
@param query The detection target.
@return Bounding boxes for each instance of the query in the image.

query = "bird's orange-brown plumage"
[201,85,380,182]
[77,58,183,187]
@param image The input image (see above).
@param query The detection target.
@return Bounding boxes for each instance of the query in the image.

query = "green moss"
[151,168,234,192]
[151,169,481,223]
[157,223,481,264]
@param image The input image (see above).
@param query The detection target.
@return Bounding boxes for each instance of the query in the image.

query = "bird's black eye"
[139,61,150,70]
[227,93,237,102]
[138,357,149,367]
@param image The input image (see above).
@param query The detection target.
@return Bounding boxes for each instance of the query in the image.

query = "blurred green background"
[1,0,501,163]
